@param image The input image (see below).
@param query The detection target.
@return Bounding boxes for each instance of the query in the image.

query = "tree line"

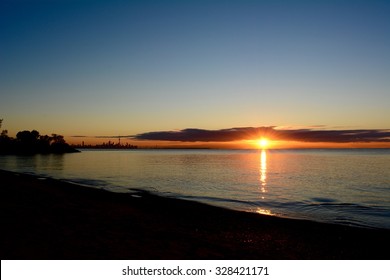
[0,119,78,154]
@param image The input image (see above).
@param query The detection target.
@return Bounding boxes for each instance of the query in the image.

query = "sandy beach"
[1,169,389,260]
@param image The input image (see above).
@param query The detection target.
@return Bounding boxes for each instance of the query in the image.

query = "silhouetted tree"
[50,133,73,153]
[38,134,51,153]
[0,121,13,154]
[0,119,8,138]
[0,125,78,154]
[51,134,65,144]
[15,130,40,153]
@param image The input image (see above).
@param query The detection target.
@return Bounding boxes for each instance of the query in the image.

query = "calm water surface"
[1,149,389,229]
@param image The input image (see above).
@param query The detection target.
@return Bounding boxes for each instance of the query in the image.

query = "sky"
[1,0,389,148]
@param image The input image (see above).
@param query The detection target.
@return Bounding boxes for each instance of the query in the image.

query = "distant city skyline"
[1,0,389,148]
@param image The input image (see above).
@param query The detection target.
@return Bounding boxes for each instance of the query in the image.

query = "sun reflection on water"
[256,208,273,215]
[257,149,273,215]
[260,149,267,199]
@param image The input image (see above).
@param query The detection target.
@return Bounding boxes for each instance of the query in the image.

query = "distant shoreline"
[73,147,390,151]
[1,168,389,259]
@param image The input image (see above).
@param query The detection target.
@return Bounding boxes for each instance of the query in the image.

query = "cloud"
[133,127,390,143]
[134,127,274,142]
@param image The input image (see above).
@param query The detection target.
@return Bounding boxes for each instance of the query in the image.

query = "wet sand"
[1,169,389,259]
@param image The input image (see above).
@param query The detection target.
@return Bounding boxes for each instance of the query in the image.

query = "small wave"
[306,201,389,212]
[166,195,390,229]
[174,194,249,205]
[64,178,110,188]
[296,201,390,229]
[311,197,338,203]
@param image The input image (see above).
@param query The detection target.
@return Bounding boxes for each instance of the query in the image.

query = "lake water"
[1,149,389,229]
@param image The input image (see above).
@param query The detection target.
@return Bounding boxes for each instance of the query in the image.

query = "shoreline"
[1,169,389,259]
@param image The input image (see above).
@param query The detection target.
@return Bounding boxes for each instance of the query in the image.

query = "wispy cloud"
[133,127,390,143]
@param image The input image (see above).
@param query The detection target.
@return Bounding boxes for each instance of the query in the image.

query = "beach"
[1,168,389,260]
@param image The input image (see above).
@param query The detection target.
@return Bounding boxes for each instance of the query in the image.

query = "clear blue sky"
[1,0,389,146]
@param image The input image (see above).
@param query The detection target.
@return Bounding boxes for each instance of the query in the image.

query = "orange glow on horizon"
[66,136,390,149]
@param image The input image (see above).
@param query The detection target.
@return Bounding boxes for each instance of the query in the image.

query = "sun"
[258,138,269,149]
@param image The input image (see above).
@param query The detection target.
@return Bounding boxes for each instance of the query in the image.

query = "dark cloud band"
[133,127,390,143]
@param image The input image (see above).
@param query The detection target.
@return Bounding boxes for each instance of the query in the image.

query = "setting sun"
[258,138,269,149]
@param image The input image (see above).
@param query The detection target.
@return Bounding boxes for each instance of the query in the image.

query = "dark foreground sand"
[1,169,389,259]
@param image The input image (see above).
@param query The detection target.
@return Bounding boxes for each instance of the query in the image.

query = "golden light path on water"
[256,149,273,216]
